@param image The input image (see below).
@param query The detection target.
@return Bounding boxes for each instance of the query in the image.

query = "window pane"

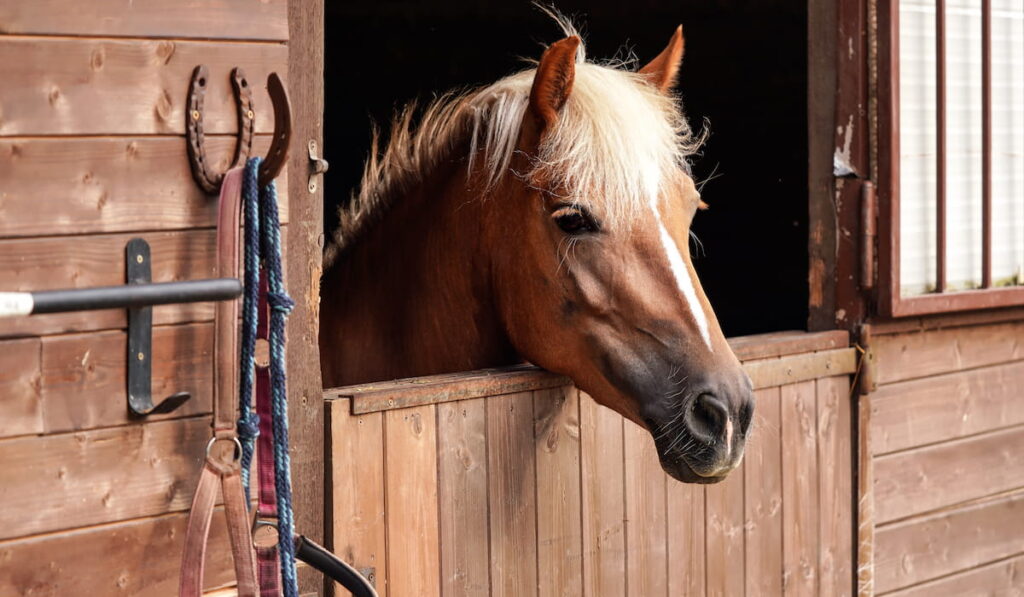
[992,0,1024,287]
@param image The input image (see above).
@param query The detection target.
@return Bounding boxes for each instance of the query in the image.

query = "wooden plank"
[623,421,667,597]
[437,399,490,597]
[666,475,705,596]
[486,392,538,597]
[0,229,216,338]
[0,337,42,438]
[580,393,626,597]
[874,491,1024,592]
[865,306,1024,336]
[817,376,854,597]
[533,386,583,597]
[781,380,819,596]
[326,399,387,597]
[0,510,234,596]
[744,348,857,390]
[870,322,1024,385]
[705,459,744,596]
[881,552,1024,597]
[0,37,286,136]
[875,426,1024,524]
[728,330,849,361]
[0,0,288,40]
[857,386,875,597]
[869,360,1024,455]
[38,322,212,434]
[384,405,441,597]
[0,136,287,239]
[744,386,783,596]
[0,416,210,540]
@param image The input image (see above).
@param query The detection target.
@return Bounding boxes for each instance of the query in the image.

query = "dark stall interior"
[323,1,808,337]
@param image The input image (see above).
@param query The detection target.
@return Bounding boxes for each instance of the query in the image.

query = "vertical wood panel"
[623,421,667,597]
[705,461,745,596]
[817,376,853,597]
[581,393,626,597]
[782,381,819,596]
[385,405,440,597]
[327,400,387,597]
[487,392,538,597]
[534,387,583,597]
[745,386,784,596]
[0,338,42,438]
[438,400,490,597]
[667,476,706,596]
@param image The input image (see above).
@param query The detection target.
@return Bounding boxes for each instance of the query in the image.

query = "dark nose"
[684,393,730,444]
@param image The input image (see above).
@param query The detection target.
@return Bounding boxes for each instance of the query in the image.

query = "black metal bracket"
[126,238,192,417]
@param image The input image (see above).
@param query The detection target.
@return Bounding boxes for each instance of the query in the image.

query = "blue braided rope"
[237,162,262,502]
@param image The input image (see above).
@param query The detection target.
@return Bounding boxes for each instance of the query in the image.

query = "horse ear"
[639,25,685,93]
[529,36,581,131]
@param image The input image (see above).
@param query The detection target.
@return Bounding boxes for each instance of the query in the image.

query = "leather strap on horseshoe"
[187,66,256,194]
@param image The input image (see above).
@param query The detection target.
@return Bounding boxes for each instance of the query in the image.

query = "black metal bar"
[29,278,241,315]
[981,0,993,288]
[936,0,948,293]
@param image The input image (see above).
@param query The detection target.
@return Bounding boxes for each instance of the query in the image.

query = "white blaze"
[650,201,713,350]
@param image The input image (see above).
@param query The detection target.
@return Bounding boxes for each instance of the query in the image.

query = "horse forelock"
[327,36,703,265]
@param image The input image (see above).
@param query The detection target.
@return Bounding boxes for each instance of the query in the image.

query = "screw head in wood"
[191,110,200,121]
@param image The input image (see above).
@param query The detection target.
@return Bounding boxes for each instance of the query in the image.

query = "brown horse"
[320,22,754,483]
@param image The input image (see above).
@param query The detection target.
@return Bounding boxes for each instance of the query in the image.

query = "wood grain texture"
[38,322,212,435]
[729,330,849,361]
[817,376,854,597]
[744,386,783,596]
[327,399,386,597]
[705,459,744,597]
[0,136,287,239]
[869,322,1024,385]
[0,416,210,540]
[744,348,857,390]
[869,360,1024,455]
[486,392,538,597]
[437,399,490,597]
[533,386,582,597]
[874,491,1024,592]
[0,509,234,596]
[384,405,440,597]
[623,420,667,597]
[880,552,1024,597]
[666,474,705,596]
[0,0,288,40]
[0,338,42,438]
[874,425,1024,524]
[781,380,819,596]
[580,392,626,597]
[0,37,286,136]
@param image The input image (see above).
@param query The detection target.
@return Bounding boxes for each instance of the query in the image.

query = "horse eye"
[553,209,597,234]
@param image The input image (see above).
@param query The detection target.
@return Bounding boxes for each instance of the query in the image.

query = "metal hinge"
[859,180,877,291]
[307,140,329,193]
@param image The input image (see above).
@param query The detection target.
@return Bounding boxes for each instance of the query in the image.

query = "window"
[878,0,1024,316]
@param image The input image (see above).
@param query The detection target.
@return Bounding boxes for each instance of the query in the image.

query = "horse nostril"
[685,393,729,443]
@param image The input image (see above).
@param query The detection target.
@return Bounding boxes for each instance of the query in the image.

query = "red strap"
[255,271,282,593]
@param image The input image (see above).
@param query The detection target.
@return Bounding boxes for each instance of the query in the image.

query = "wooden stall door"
[326,331,858,596]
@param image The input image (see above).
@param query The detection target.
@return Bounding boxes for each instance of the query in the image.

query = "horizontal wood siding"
[327,335,855,596]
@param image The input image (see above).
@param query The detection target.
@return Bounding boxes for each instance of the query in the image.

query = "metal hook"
[258,72,292,187]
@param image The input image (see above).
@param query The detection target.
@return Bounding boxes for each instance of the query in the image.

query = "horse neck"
[320,162,517,388]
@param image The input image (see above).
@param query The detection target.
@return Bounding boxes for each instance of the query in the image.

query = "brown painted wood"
[486,392,538,597]
[0,0,288,40]
[744,348,858,390]
[875,426,1024,524]
[781,380,819,596]
[0,37,286,136]
[666,473,706,596]
[38,322,212,435]
[533,386,583,597]
[857,383,875,597]
[869,360,1024,455]
[384,405,441,597]
[744,386,784,596]
[874,491,1024,592]
[580,392,627,597]
[865,307,1024,336]
[869,322,1024,385]
[326,399,387,597]
[437,399,490,597]
[0,416,210,540]
[0,510,234,596]
[817,376,854,596]
[705,459,744,596]
[881,552,1024,597]
[623,420,667,597]
[0,136,286,239]
[0,338,42,438]
[728,330,849,361]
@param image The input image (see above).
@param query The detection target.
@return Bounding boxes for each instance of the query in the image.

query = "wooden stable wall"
[326,331,857,597]
[858,313,1024,596]
[0,3,327,595]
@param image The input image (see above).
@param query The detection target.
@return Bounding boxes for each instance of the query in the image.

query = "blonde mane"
[327,25,702,263]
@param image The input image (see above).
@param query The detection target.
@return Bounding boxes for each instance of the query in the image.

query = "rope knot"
[268,292,294,314]
[237,412,261,439]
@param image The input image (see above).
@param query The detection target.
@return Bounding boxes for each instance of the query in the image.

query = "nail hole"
[198,77,206,86]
